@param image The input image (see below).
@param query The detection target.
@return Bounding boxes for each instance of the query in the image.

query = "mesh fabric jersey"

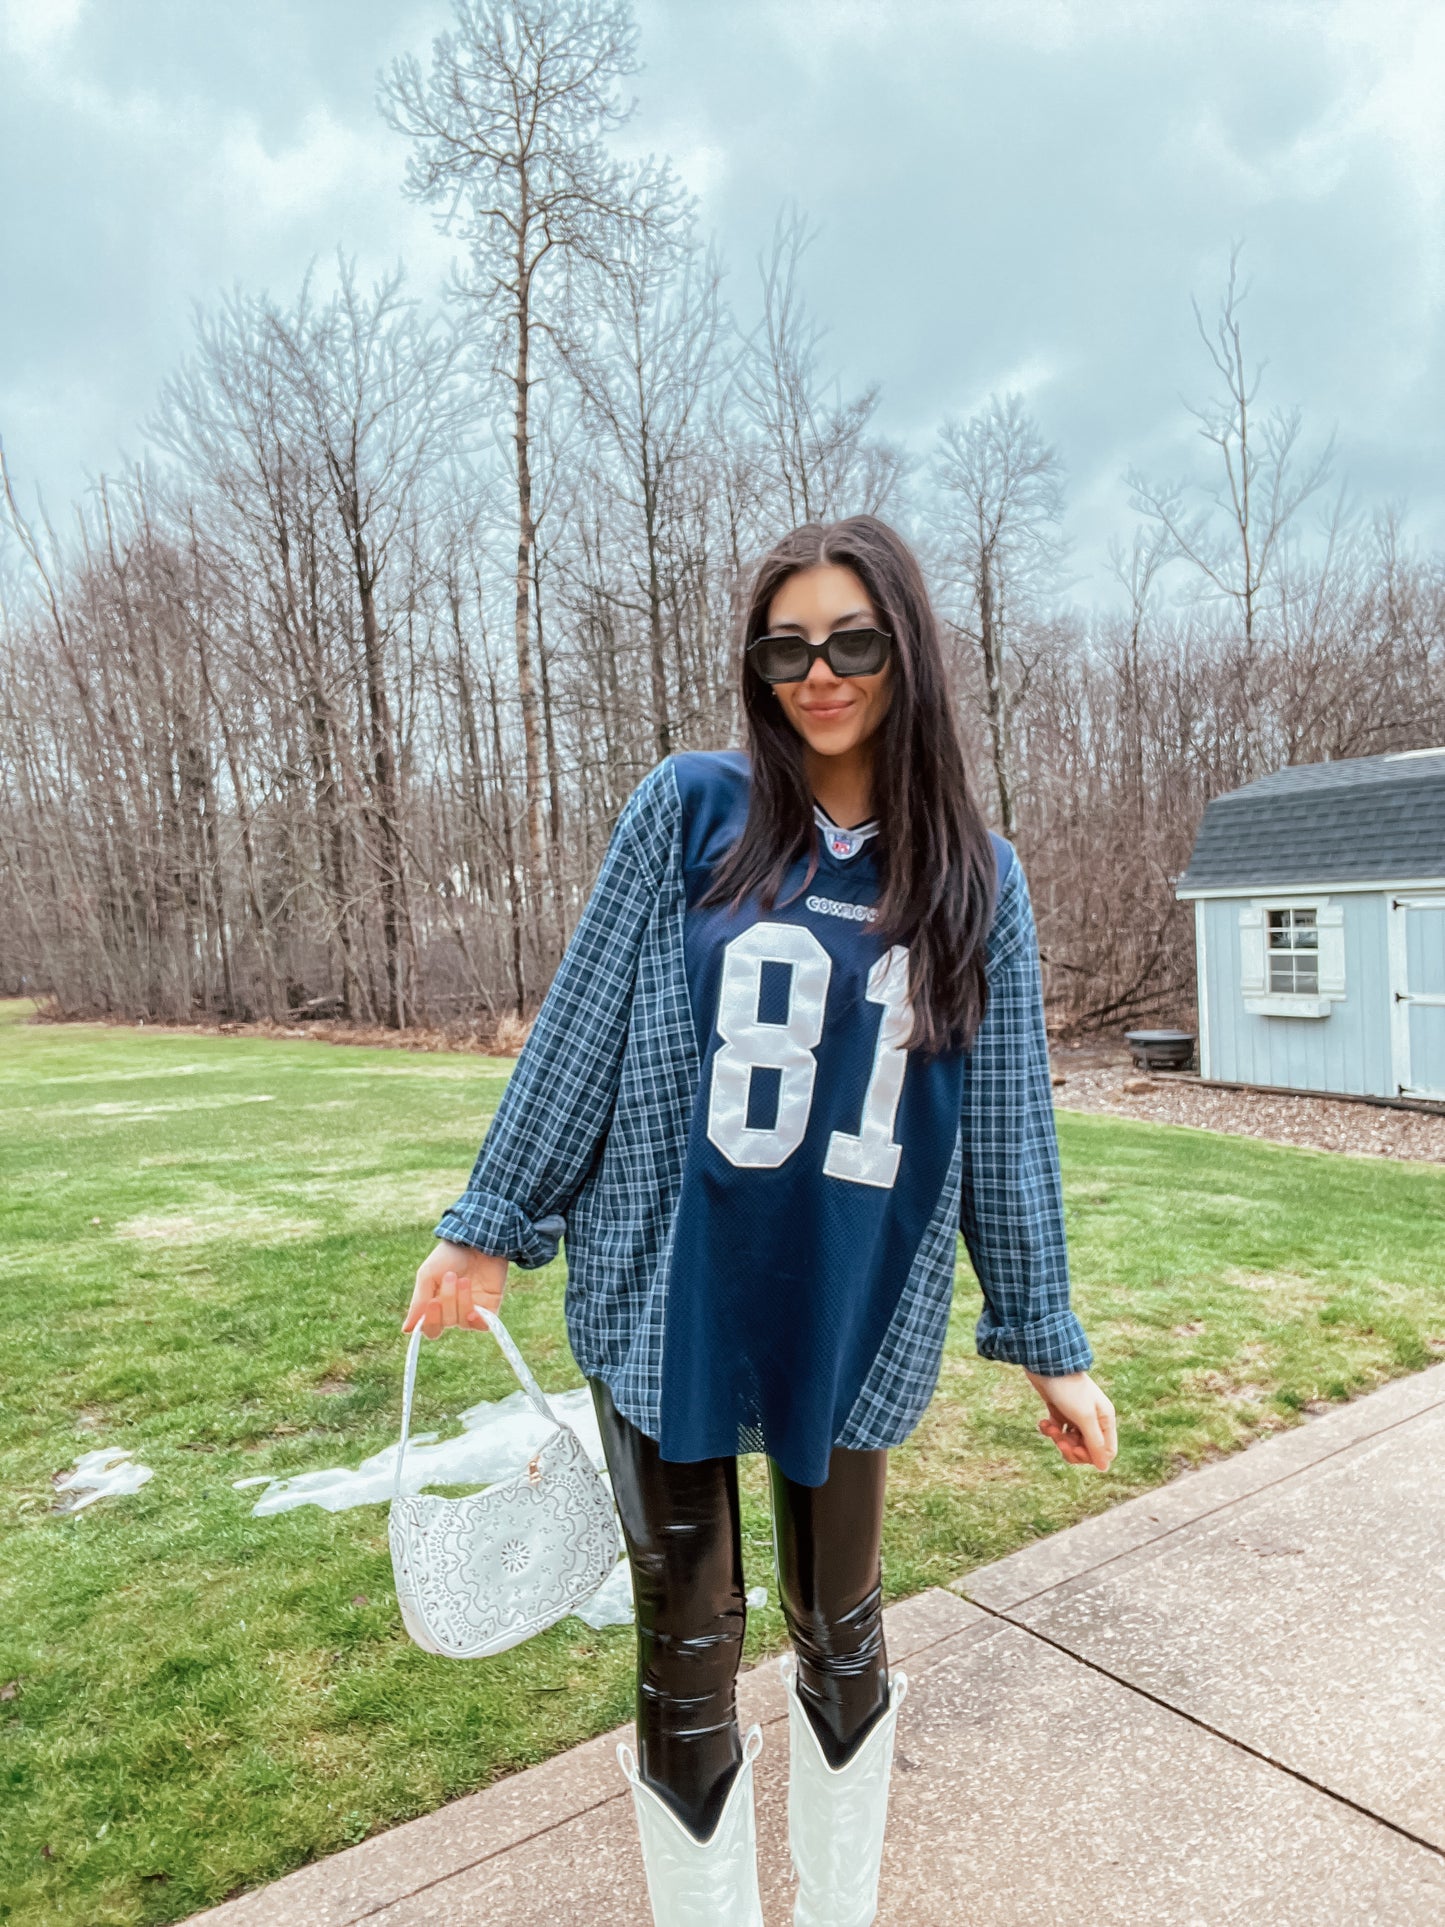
[435,750,1092,1487]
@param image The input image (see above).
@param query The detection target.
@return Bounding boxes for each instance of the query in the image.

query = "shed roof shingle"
[1176,750,1445,892]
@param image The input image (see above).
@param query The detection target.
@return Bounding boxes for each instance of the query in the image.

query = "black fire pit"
[1124,1029,1197,1072]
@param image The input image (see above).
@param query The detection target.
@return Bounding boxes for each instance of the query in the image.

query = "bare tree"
[381,0,673,897]
[267,260,460,1027]
[1128,241,1336,777]
[1107,521,1173,830]
[150,291,367,1019]
[560,214,723,758]
[929,392,1067,833]
[733,204,905,528]
[6,70,1445,1052]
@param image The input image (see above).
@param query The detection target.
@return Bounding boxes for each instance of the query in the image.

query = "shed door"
[1388,895,1445,1099]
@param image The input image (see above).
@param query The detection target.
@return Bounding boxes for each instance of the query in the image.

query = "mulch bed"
[1051,1044,1445,1166]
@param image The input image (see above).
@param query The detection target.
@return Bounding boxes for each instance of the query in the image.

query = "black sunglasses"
[746,626,893,684]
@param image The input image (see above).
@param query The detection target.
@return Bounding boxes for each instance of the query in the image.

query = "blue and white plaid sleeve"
[433,758,678,1268]
[960,847,1094,1378]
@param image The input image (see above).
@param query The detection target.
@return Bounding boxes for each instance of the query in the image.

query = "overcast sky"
[2,0,1442,602]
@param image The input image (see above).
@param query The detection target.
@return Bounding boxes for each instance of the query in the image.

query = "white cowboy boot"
[616,1723,765,1926]
[780,1651,910,1927]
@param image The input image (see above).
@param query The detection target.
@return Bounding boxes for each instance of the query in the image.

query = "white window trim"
[1389,891,1445,1098]
[1243,993,1335,1019]
[1193,899,1212,1078]
[1177,874,1445,901]
[1239,894,1345,1020]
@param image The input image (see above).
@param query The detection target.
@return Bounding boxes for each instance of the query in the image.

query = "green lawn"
[2,994,1443,1925]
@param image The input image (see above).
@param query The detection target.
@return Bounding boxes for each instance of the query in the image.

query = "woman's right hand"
[404,1240,510,1338]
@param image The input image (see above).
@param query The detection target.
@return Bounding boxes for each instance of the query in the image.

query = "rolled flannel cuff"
[974,1306,1094,1378]
[433,1193,567,1270]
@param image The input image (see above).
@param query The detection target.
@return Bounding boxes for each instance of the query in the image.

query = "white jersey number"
[706,921,912,1189]
[707,923,830,1168]
[822,944,911,1188]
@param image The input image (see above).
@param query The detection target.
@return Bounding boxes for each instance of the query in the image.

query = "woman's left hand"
[1023,1370,1117,1471]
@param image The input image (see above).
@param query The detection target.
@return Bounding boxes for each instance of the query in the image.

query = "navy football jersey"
[659,750,968,1485]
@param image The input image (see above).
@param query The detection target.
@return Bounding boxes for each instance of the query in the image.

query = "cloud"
[939,356,1069,428]
[2,0,1442,590]
[1330,0,1445,202]
[0,0,84,61]
[201,106,403,237]
[0,3,448,516]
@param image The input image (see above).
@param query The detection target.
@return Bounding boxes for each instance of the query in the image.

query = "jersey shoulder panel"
[985,835,1034,970]
[672,749,751,868]
[989,831,1018,892]
[671,748,749,809]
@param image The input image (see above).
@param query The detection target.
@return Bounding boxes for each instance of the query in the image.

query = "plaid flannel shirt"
[435,755,1093,1450]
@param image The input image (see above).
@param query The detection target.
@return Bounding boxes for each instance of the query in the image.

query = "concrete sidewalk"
[191,1363,1445,1925]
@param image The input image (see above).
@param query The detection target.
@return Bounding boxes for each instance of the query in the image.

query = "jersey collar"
[813,802,880,863]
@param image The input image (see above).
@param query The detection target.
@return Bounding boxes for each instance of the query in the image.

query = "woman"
[404,515,1116,1927]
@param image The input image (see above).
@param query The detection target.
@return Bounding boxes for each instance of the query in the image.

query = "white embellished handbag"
[388,1307,622,1659]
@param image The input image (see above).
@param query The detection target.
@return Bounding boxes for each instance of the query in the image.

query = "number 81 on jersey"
[705,921,911,1190]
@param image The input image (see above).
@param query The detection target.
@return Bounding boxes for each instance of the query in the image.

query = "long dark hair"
[697,514,998,1055]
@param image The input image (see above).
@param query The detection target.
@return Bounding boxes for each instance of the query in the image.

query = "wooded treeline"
[3,1,1443,1040]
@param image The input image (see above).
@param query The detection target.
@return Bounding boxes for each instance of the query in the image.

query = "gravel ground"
[1051,1048,1445,1166]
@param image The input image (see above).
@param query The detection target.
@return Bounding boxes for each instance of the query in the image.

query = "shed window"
[1267,907,1318,994]
[1239,898,1344,1018]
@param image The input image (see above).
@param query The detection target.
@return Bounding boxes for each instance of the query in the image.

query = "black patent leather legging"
[589,1375,891,1841]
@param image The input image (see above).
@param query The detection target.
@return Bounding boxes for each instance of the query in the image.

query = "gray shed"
[1175,749,1445,1101]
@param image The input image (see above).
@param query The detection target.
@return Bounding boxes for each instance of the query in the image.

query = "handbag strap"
[394,1305,567,1502]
